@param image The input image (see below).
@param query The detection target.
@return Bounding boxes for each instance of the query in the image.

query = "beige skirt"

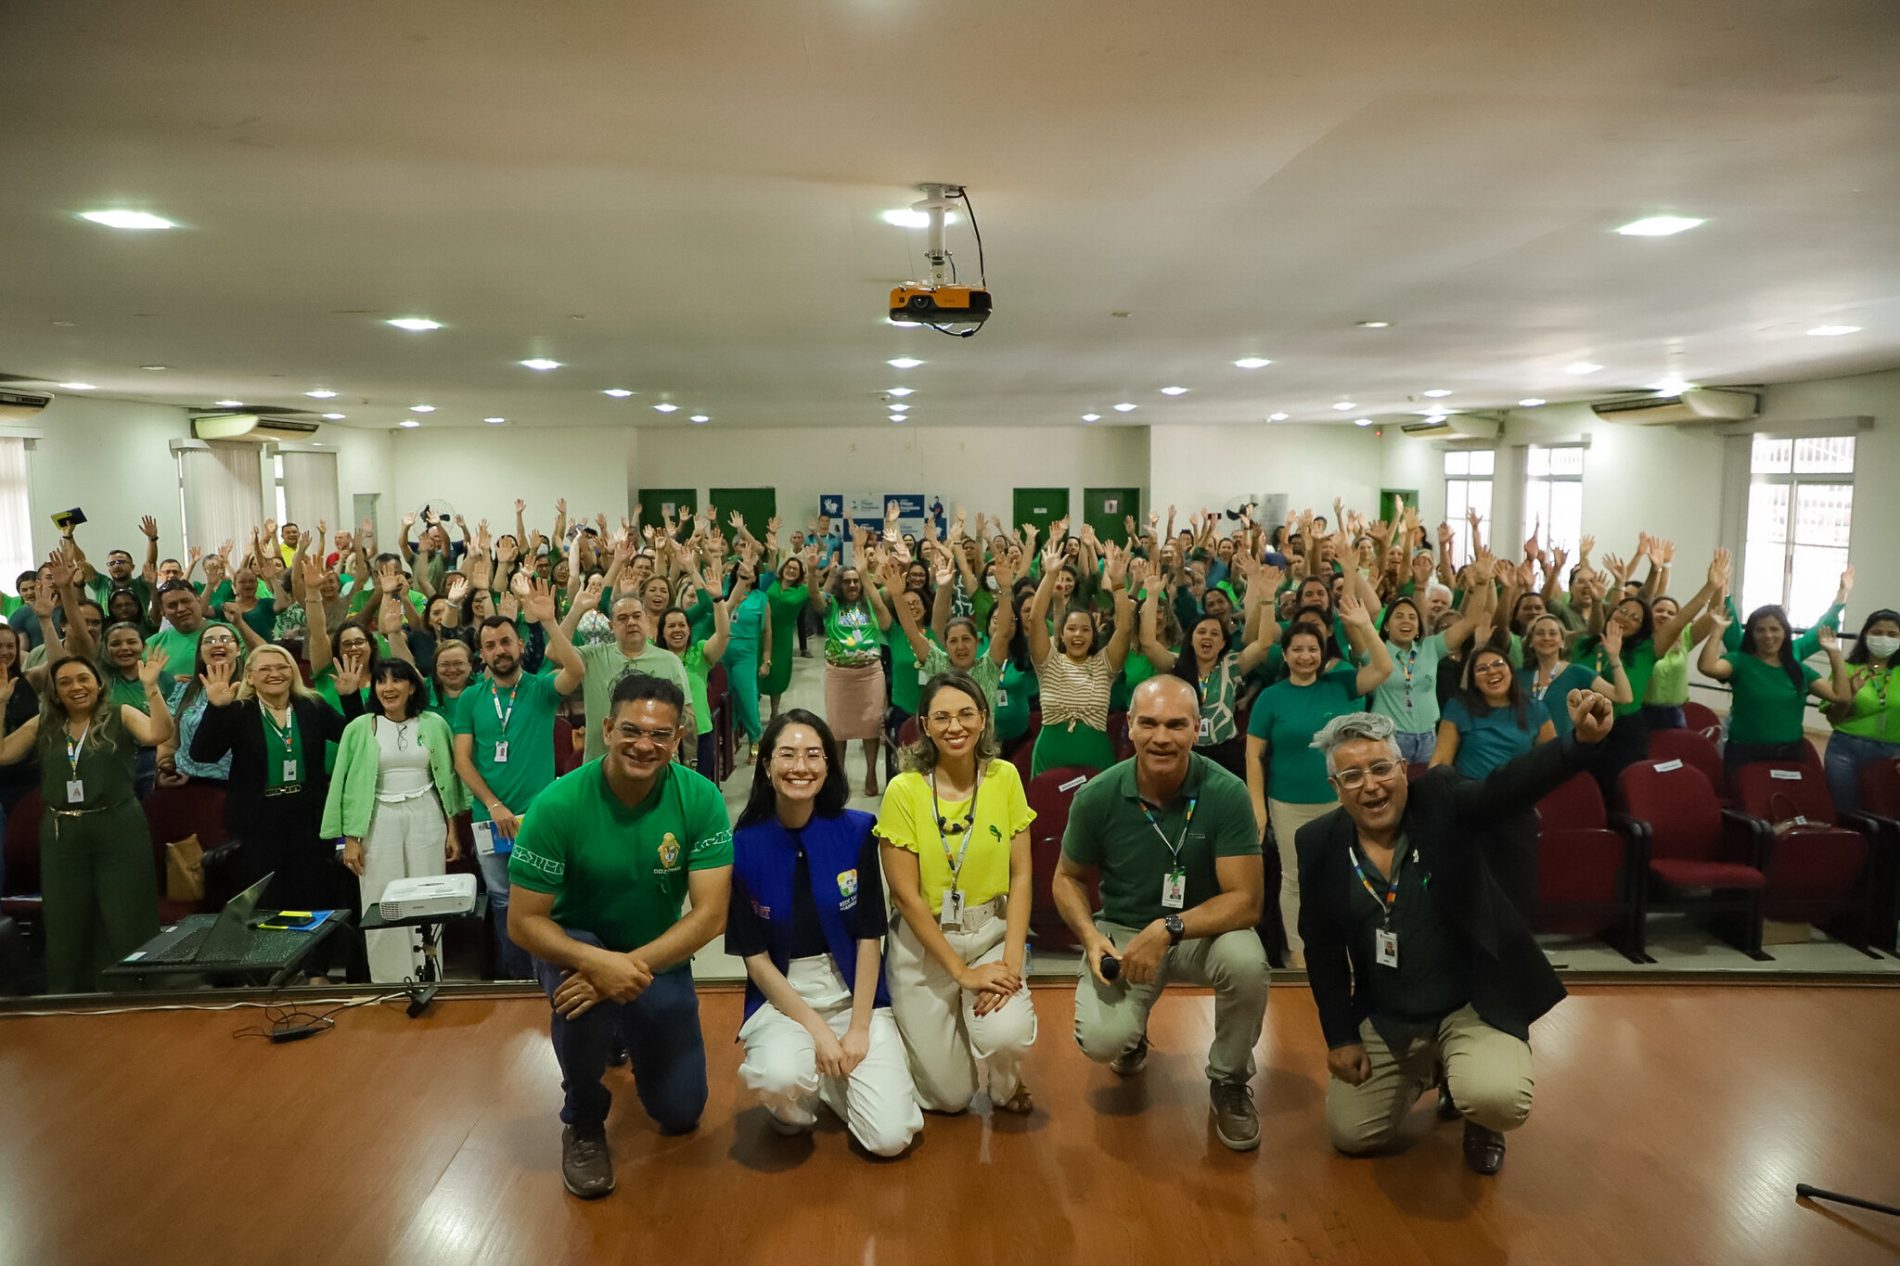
[824,660,886,740]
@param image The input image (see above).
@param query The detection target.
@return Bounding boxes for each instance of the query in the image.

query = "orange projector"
[889,284,993,325]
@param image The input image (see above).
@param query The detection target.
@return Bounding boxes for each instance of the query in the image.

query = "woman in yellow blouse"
[876,670,1038,1114]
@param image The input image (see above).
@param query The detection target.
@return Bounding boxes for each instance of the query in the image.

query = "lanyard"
[1530,660,1567,702]
[65,722,90,778]
[261,705,295,757]
[1140,796,1197,870]
[491,682,518,733]
[930,772,979,891]
[1395,641,1417,705]
[1348,845,1403,928]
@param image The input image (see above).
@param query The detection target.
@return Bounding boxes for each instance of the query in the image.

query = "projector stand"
[1797,1184,1900,1219]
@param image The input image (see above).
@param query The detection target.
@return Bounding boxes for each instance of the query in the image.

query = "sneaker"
[996,1083,1034,1115]
[766,1110,809,1136]
[1109,1035,1149,1077]
[1210,1081,1261,1152]
[561,1124,615,1199]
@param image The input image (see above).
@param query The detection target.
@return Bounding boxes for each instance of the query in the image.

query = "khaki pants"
[886,901,1037,1112]
[1073,918,1270,1085]
[1268,798,1335,968]
[1326,1004,1533,1154]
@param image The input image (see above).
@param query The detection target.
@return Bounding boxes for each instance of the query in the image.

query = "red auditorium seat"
[1,791,45,927]
[1731,762,1882,955]
[1616,757,1769,958]
[1643,728,1727,805]
[141,781,231,921]
[1108,710,1133,763]
[553,717,582,776]
[1535,772,1647,962]
[897,716,920,749]
[1007,707,1042,782]
[708,663,733,782]
[1680,700,1721,742]
[1025,766,1098,953]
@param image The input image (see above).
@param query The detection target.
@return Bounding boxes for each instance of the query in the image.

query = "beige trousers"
[1325,1004,1534,1153]
[1073,919,1270,1085]
[1268,798,1335,968]
[885,901,1037,1112]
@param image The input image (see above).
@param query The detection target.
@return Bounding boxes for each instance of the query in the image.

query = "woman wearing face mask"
[322,659,466,983]
[1139,564,1280,777]
[809,559,894,798]
[1027,537,1135,777]
[1823,609,1900,813]
[155,623,245,790]
[1517,614,1630,739]
[876,673,1037,1115]
[1700,598,1852,779]
[661,555,734,776]
[0,651,172,991]
[760,553,813,720]
[727,710,922,1155]
[1370,552,1497,767]
[1245,597,1393,969]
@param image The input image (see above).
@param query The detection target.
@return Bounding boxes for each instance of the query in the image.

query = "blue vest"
[730,809,890,1023]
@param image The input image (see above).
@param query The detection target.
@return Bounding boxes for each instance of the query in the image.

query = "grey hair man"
[1295,690,1613,1175]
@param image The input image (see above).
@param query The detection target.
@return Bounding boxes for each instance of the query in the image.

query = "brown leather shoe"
[562,1124,615,1198]
[1462,1121,1506,1175]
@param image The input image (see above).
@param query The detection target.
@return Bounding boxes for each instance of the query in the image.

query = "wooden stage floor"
[2,983,1897,1266]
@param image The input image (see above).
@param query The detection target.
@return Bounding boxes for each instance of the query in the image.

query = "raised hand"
[1599,619,1624,657]
[521,578,557,624]
[446,576,469,604]
[139,515,159,541]
[299,555,325,593]
[1838,564,1855,601]
[334,647,368,696]
[1337,592,1374,627]
[578,574,607,609]
[1707,548,1732,590]
[402,511,418,531]
[514,499,527,515]
[199,654,236,706]
[377,594,405,637]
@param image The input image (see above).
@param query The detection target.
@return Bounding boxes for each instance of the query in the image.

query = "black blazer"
[191,693,362,834]
[1295,736,1598,1049]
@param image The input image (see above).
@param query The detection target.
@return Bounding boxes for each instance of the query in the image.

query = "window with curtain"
[1522,444,1584,557]
[278,449,339,541]
[177,442,267,557]
[0,437,33,587]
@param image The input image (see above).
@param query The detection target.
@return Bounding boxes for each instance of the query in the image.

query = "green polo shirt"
[144,621,235,686]
[454,671,564,821]
[1060,753,1259,928]
[509,761,733,959]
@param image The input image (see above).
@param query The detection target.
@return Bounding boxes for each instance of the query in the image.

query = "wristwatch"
[1164,913,1185,945]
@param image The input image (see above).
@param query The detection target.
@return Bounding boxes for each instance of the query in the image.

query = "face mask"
[985,576,999,592]
[1867,634,1900,660]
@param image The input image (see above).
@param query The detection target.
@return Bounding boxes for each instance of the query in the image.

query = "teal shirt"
[1246,665,1364,804]
[1441,697,1542,779]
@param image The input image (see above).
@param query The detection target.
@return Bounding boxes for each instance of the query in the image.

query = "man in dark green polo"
[1052,674,1269,1151]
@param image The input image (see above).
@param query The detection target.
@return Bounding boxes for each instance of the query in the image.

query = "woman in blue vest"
[727,708,923,1157]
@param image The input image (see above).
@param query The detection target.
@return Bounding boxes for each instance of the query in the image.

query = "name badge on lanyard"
[493,740,510,764]
[492,683,517,764]
[282,760,299,783]
[65,723,90,805]
[1375,927,1399,968]
[1161,868,1187,909]
[1143,797,1196,912]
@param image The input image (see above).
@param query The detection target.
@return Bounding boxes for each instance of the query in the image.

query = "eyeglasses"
[1473,659,1511,675]
[773,747,828,766]
[615,725,677,746]
[1332,759,1401,790]
[927,708,983,728]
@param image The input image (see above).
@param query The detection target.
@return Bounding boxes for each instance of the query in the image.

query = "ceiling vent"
[1400,413,1501,440]
[192,411,321,441]
[0,388,53,420]
[1591,387,1760,426]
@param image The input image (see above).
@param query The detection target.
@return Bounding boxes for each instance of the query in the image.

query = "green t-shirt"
[1645,627,1694,706]
[1835,666,1899,741]
[509,761,733,959]
[455,671,564,821]
[144,622,235,687]
[1522,662,1596,739]
[681,643,713,737]
[824,600,884,663]
[1060,754,1260,928]
[1247,665,1364,804]
[995,659,1035,743]
[891,628,924,714]
[1725,653,1820,746]
[1369,634,1448,735]
[578,640,692,761]
[1614,641,1658,718]
[89,574,153,613]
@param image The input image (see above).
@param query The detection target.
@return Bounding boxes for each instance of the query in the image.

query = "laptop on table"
[108,873,341,979]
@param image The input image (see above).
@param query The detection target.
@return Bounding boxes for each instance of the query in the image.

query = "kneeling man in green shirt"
[1053,675,1270,1153]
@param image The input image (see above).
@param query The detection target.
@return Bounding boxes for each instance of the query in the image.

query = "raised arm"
[1101,545,1135,672]
[1698,599,1735,681]
[1026,539,1062,665]
[1655,548,1729,651]
[1442,548,1498,653]
[1339,594,1393,696]
[878,559,934,664]
[1138,585,1178,673]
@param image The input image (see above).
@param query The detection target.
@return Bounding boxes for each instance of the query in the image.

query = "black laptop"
[116,874,335,972]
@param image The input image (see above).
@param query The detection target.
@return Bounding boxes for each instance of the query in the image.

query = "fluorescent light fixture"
[1332,402,1356,411]
[1518,398,1546,407]
[1807,324,1861,337]
[1422,388,1452,398]
[888,357,923,369]
[321,412,346,420]
[690,415,710,424]
[1649,377,1692,394]
[889,413,907,423]
[880,209,960,229]
[1565,362,1603,375]
[214,399,243,407]
[305,389,338,398]
[386,317,442,331]
[1081,413,1101,422]
[484,416,507,424]
[602,388,634,398]
[1356,320,1391,329]
[1234,357,1271,369]
[653,403,678,413]
[1113,402,1137,412]
[1268,412,1289,422]
[520,358,562,371]
[1159,386,1189,396]
[399,419,420,429]
[60,382,97,390]
[886,387,914,397]
[79,210,175,230]
[890,403,910,412]
[1616,215,1705,237]
[1354,418,1374,427]
[140,364,168,371]
[409,404,436,413]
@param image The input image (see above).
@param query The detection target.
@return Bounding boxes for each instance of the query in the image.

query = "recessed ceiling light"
[886,387,914,397]
[520,358,562,371]
[50,319,75,327]
[1159,386,1189,396]
[1234,357,1272,369]
[1354,418,1374,427]
[1565,362,1603,375]
[1268,412,1289,421]
[889,413,907,423]
[1518,398,1546,407]
[880,209,960,229]
[890,403,910,412]
[214,399,243,408]
[653,403,678,413]
[484,416,507,424]
[690,414,710,424]
[1649,377,1692,394]
[140,364,168,371]
[1616,215,1705,237]
[1081,413,1101,422]
[386,317,442,332]
[888,357,923,369]
[399,419,421,429]
[409,404,436,413]
[1355,320,1392,329]
[602,388,634,398]
[1332,401,1356,411]
[60,382,97,390]
[1422,388,1452,398]
[1807,324,1861,337]
[79,209,175,230]
[321,412,346,420]
[305,389,338,398]
[1113,402,1137,412]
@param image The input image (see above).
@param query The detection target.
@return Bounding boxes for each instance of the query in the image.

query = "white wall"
[387,425,636,535]
[1148,423,1386,532]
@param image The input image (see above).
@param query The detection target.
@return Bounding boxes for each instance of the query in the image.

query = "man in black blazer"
[1296,689,1613,1175]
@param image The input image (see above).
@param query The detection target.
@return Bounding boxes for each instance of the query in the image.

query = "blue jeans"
[533,930,707,1133]
[1824,731,1900,816]
[475,849,534,980]
[1394,730,1434,765]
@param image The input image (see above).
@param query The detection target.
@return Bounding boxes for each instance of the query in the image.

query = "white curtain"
[179,442,267,556]
[280,449,339,539]
[0,437,32,584]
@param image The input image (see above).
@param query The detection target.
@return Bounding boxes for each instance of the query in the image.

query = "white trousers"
[737,956,923,1157]
[1269,798,1334,969]
[359,793,448,984]
[885,901,1038,1112]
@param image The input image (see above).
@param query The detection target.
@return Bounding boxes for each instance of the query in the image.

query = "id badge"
[282,760,299,784]
[997,688,1008,708]
[917,667,929,686]
[1197,716,1212,741]
[1375,927,1399,968]
[472,819,500,857]
[1161,868,1186,910]
[939,888,965,928]
[65,778,86,805]
[493,740,510,764]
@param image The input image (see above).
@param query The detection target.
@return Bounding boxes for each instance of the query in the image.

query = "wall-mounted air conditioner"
[1591,388,1760,426]
[0,389,53,420]
[192,411,322,441]
[1400,414,1501,440]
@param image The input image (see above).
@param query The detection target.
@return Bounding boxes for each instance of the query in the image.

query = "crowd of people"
[1,492,1891,1193]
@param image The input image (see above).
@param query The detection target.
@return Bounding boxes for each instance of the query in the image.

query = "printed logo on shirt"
[836,868,860,911]
[988,824,1003,842]
[657,834,682,870]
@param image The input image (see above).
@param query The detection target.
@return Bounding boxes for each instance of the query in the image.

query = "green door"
[1012,487,1070,540]
[709,487,778,548]
[1082,486,1142,546]
[1379,488,1418,524]
[637,488,696,539]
